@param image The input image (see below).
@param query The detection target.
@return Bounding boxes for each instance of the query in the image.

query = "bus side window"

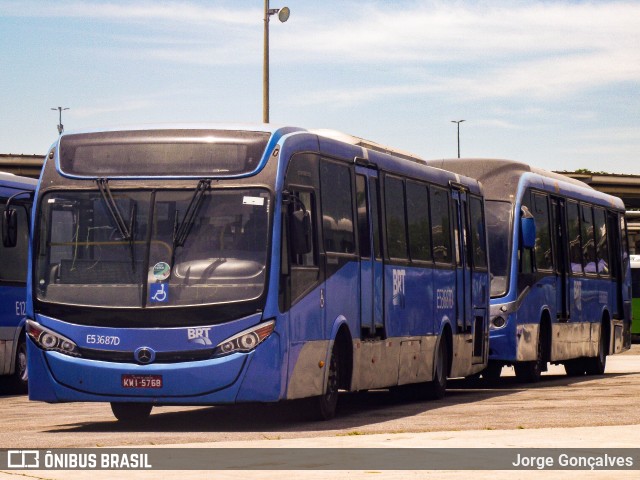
[320,160,355,254]
[567,201,583,274]
[385,176,408,260]
[519,192,534,274]
[286,189,319,305]
[430,186,452,264]
[356,175,371,259]
[469,195,487,270]
[533,193,553,272]
[594,207,609,275]
[406,181,432,262]
[0,204,29,283]
[581,205,597,274]
[290,191,316,267]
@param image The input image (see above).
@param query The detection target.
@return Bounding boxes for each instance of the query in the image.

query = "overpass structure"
[0,154,44,178]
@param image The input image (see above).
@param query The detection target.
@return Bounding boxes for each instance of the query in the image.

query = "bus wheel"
[110,403,153,424]
[425,337,448,400]
[9,337,28,393]
[313,342,340,420]
[564,359,587,376]
[585,326,607,375]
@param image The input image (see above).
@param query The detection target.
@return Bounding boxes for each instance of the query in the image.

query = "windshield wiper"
[96,178,136,270]
[173,179,211,250]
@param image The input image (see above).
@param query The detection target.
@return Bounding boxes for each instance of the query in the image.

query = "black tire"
[110,402,153,424]
[8,336,28,393]
[424,337,448,400]
[312,342,340,421]
[585,325,607,376]
[564,358,587,377]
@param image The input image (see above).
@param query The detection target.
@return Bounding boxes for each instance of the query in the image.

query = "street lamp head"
[451,119,465,124]
[278,6,290,22]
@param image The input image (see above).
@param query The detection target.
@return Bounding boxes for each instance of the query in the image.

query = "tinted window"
[385,176,407,259]
[370,178,382,259]
[0,204,30,283]
[485,200,512,296]
[320,161,355,254]
[533,193,553,271]
[469,196,487,269]
[291,191,316,267]
[430,187,452,263]
[581,205,597,274]
[567,201,582,274]
[356,175,371,258]
[406,181,432,261]
[594,207,609,275]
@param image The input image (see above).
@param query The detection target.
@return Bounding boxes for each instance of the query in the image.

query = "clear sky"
[1,0,639,174]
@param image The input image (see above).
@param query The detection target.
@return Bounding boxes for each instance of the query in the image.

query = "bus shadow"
[46,371,634,435]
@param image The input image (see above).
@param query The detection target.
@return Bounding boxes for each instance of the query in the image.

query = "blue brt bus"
[427,159,631,382]
[0,172,37,392]
[25,125,490,422]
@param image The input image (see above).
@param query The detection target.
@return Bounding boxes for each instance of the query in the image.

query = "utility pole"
[263,1,290,123]
[451,120,465,158]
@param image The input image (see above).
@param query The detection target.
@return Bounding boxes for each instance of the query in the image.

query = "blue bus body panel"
[44,350,247,397]
[36,313,262,352]
[29,312,285,403]
[0,286,26,329]
[385,265,442,338]
[28,333,283,404]
[324,261,360,338]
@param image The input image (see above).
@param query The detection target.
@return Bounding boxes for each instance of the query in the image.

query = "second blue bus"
[427,159,631,381]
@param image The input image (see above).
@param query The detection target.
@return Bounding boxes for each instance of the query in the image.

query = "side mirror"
[520,206,536,250]
[290,209,312,255]
[2,208,18,248]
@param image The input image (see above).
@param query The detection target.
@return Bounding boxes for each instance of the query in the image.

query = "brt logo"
[392,269,406,308]
[188,327,213,345]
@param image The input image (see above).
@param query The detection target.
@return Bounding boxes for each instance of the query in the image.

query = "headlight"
[26,319,80,357]
[213,320,275,357]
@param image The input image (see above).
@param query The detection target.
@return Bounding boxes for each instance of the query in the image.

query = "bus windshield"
[36,187,270,308]
[485,200,513,298]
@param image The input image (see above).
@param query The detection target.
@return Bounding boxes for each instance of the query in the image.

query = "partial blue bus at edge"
[0,172,37,392]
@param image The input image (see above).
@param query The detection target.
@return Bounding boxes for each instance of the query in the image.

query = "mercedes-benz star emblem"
[134,347,155,364]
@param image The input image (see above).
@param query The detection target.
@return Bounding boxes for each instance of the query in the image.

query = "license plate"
[121,374,163,389]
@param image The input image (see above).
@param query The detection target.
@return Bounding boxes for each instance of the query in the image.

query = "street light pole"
[451,120,465,158]
[51,107,70,135]
[263,1,290,124]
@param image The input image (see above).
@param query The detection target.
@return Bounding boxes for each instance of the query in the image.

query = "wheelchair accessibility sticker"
[150,283,169,303]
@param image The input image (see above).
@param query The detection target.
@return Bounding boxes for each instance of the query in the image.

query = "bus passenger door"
[356,167,383,337]
[452,187,473,334]
[551,197,569,321]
